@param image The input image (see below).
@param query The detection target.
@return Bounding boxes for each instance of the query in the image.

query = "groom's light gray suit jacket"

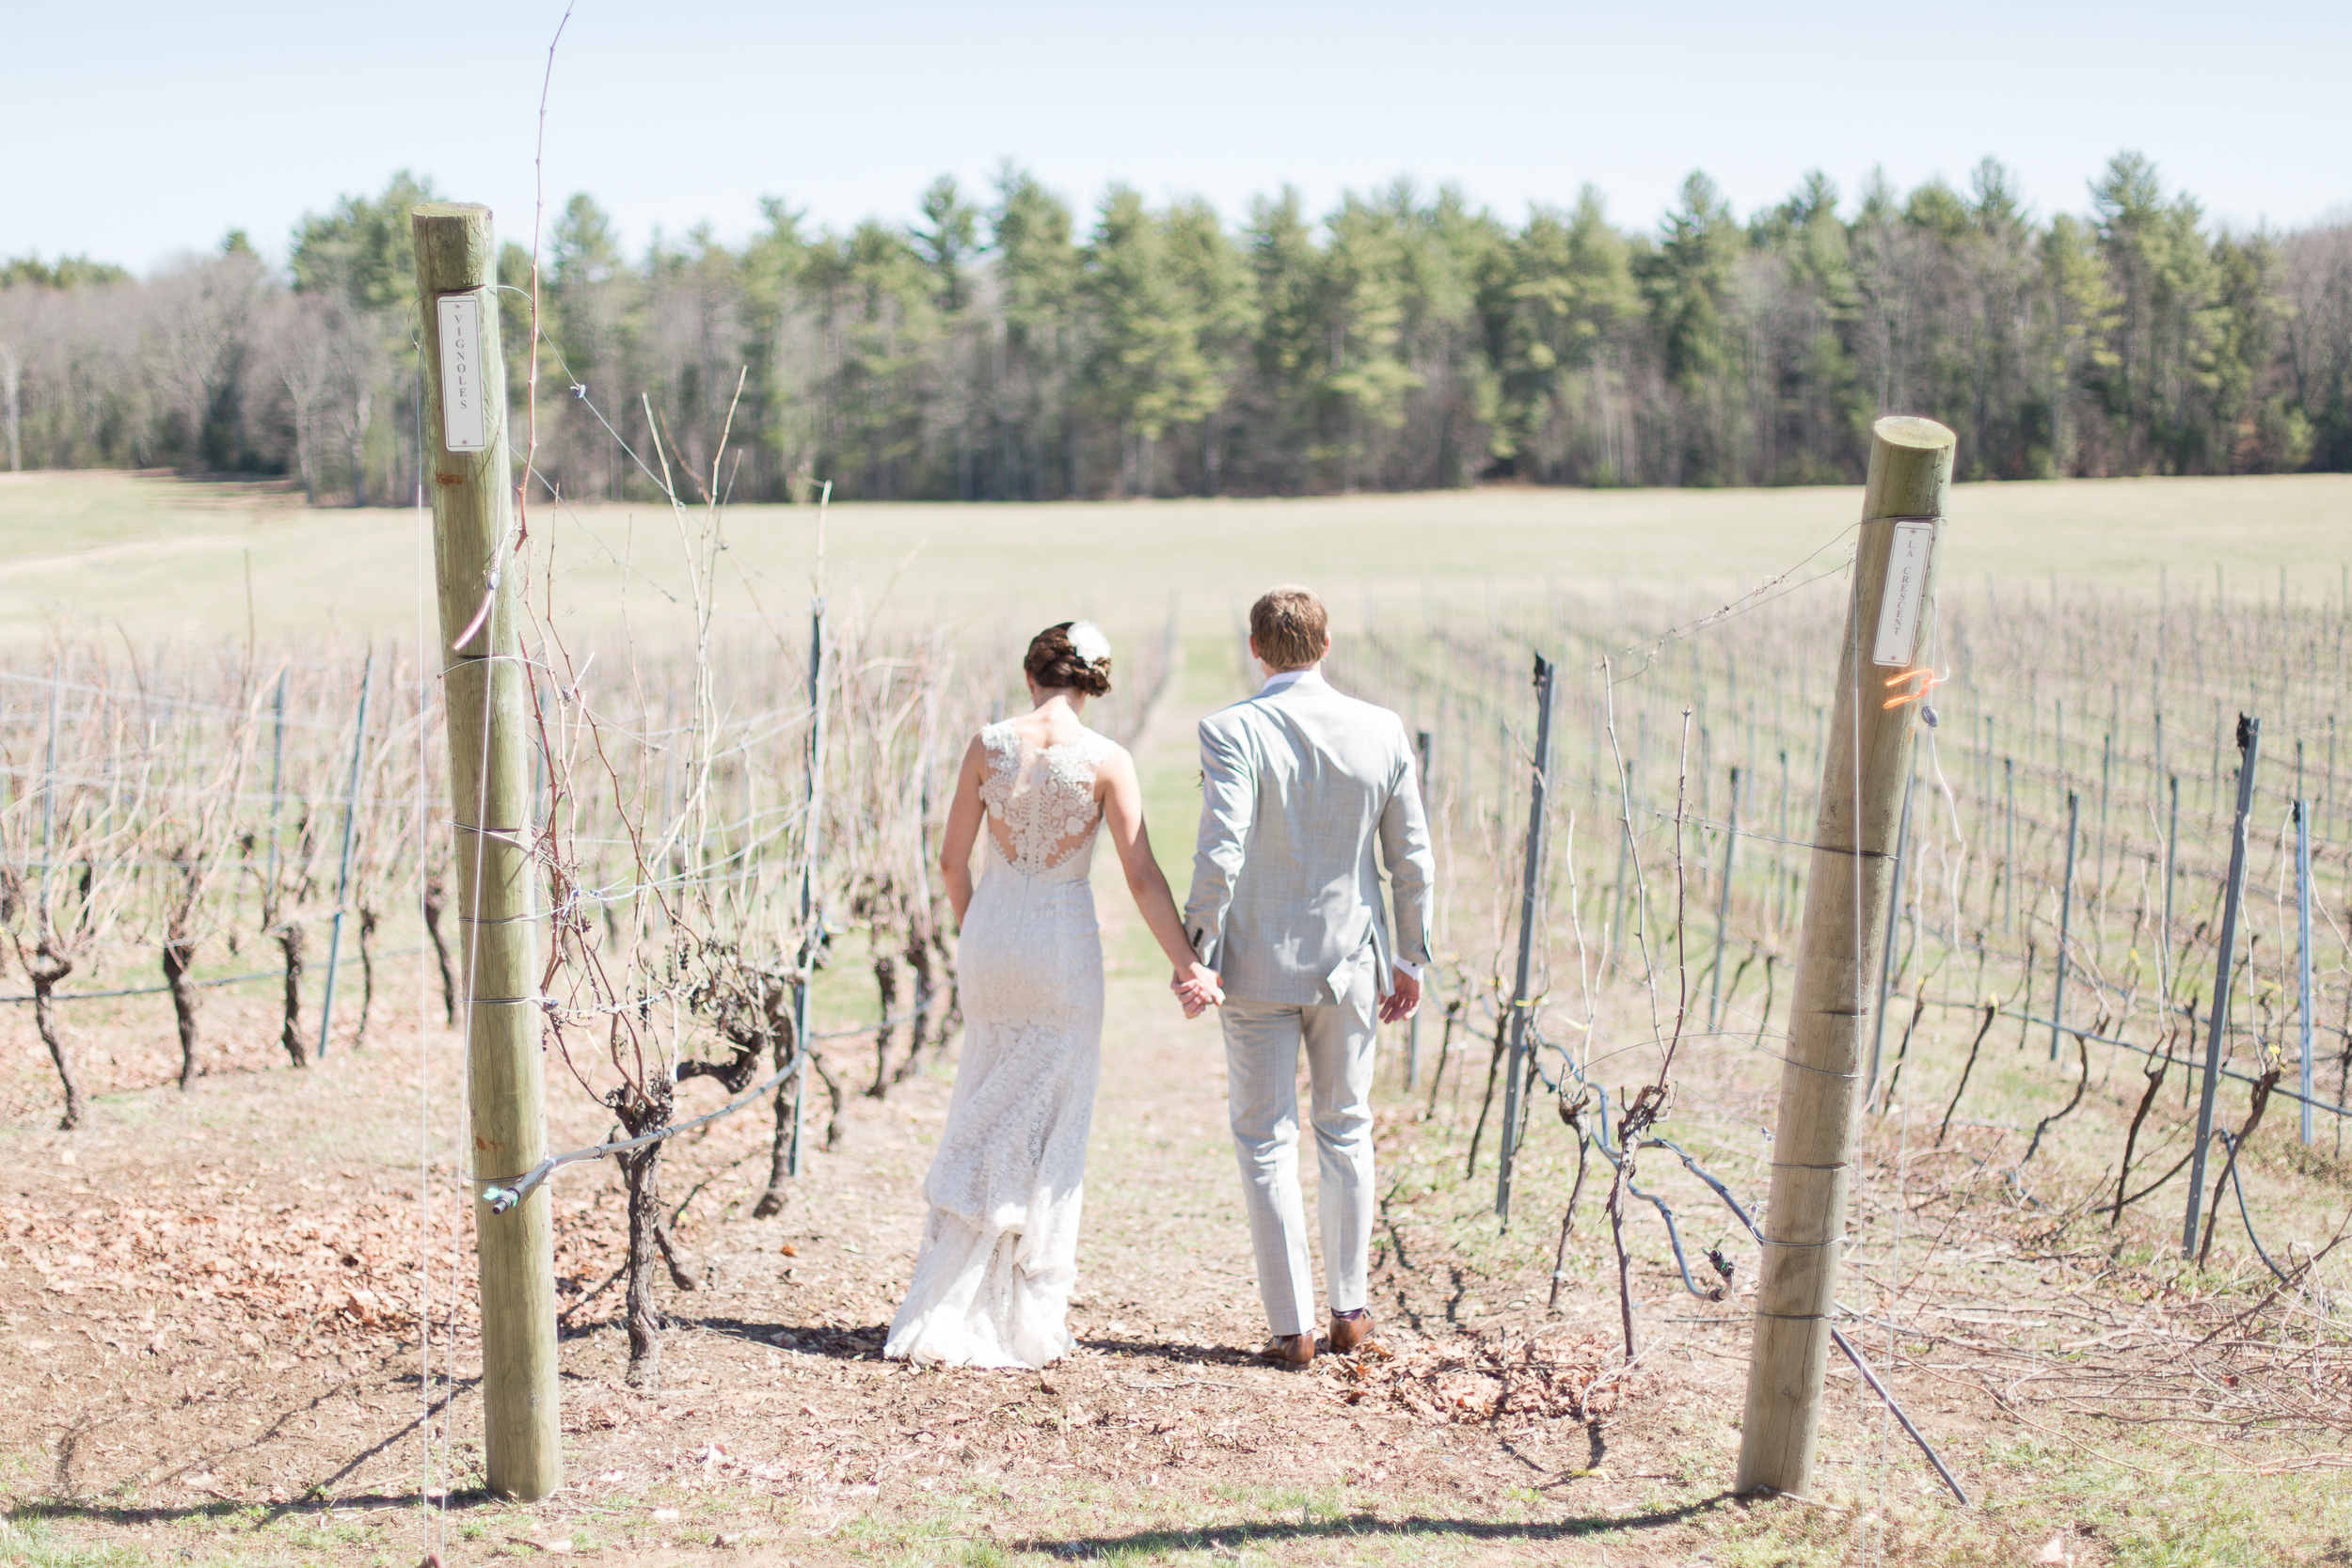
[1183,671,1436,1005]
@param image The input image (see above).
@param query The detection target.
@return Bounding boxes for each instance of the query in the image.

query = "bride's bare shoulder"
[1084,731,1134,779]
[961,724,1010,768]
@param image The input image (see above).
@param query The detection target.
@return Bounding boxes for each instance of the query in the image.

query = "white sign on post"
[1871,518,1937,668]
[436,294,488,453]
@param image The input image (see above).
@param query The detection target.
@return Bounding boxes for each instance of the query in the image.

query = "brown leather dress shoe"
[1260,1332,1314,1370]
[1328,1309,1375,1354]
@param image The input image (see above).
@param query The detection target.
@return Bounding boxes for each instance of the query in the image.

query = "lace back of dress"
[978,725,1110,878]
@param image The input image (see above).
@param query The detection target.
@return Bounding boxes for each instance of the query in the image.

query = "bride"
[884,621,1220,1368]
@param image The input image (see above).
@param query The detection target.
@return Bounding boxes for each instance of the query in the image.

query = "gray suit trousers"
[1221,958,1377,1337]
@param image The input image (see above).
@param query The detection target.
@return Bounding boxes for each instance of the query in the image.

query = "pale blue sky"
[13,0,2347,274]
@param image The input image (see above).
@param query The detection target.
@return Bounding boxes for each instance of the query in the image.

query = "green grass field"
[5,469,2350,649]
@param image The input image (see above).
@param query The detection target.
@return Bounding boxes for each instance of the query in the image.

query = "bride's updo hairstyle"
[1024,621,1113,697]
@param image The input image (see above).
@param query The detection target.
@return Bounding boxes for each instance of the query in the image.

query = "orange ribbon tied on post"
[1882,667,1941,711]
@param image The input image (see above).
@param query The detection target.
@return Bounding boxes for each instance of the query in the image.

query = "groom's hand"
[1171,963,1223,1019]
[1377,967,1422,1024]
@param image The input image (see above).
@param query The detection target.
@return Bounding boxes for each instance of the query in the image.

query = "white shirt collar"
[1259,666,1325,693]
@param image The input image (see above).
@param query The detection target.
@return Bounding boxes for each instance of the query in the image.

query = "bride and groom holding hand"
[882,585,1435,1371]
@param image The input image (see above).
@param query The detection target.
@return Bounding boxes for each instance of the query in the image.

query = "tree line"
[4,154,2350,499]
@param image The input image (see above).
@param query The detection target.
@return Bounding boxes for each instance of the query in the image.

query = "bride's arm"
[1097,748,1221,1007]
[937,735,989,926]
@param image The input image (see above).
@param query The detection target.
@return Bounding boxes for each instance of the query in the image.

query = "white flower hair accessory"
[1066,621,1112,666]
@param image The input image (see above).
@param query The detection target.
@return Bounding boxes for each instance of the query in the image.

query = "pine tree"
[1082,187,1216,497]
[990,166,1082,498]
[1639,172,1742,483]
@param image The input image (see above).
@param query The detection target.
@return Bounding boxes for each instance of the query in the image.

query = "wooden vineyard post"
[2002,757,2015,936]
[1737,416,1953,1498]
[1706,766,1741,1033]
[314,652,373,1058]
[787,590,828,1180]
[265,672,286,901]
[1406,727,1435,1093]
[2185,715,2260,1258]
[1494,653,1558,1227]
[412,202,562,1500]
[752,483,833,1217]
[2297,800,2314,1145]
[2050,791,2081,1061]
[2162,774,2179,1002]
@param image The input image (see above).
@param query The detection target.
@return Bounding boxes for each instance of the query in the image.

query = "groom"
[1180,585,1435,1369]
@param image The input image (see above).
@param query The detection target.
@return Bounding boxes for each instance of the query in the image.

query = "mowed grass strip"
[5,469,2350,648]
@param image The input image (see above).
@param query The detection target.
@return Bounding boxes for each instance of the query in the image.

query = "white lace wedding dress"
[884,721,1115,1368]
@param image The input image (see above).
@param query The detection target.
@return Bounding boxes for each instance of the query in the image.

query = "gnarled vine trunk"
[28,947,83,1131]
[421,876,456,1025]
[612,1075,677,1387]
[163,938,200,1090]
[276,919,308,1067]
[867,949,900,1096]
[355,907,378,1048]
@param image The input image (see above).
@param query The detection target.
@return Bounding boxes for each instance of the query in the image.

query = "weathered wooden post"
[2296,800,2314,1145]
[2185,716,2260,1258]
[1706,766,1741,1032]
[1494,652,1558,1227]
[264,672,286,896]
[2049,791,2081,1060]
[2161,774,2178,1001]
[2002,756,2015,936]
[315,652,373,1057]
[1738,416,1953,1497]
[787,588,828,1180]
[1406,727,1435,1092]
[751,485,834,1219]
[412,201,562,1500]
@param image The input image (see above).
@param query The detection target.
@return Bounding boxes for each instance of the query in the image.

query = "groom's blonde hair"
[1250,586,1328,673]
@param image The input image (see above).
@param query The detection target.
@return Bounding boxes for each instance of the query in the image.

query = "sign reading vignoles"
[1871,519,1936,668]
[437,294,488,452]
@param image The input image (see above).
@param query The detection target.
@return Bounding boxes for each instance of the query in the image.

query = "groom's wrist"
[1393,959,1422,982]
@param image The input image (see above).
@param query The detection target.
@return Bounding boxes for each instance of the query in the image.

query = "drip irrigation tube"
[2213,1130,2315,1294]
[0,942,429,1005]
[2008,1008,2347,1120]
